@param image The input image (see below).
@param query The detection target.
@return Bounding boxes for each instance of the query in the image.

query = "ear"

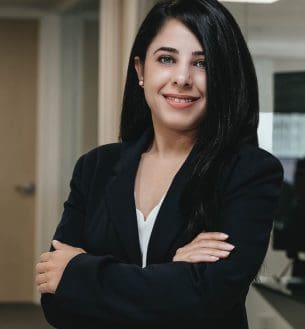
[134,56,144,81]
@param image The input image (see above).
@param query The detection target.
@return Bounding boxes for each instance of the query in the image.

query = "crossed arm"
[35,232,234,294]
[35,148,283,327]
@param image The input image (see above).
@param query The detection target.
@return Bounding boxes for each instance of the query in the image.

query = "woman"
[35,0,283,328]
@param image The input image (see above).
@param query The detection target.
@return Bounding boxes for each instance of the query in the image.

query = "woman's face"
[135,18,207,135]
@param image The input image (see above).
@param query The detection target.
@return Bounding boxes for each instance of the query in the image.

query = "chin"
[163,113,204,130]
[159,119,200,133]
[151,106,205,131]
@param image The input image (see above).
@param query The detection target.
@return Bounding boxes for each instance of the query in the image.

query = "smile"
[165,97,194,103]
[163,94,200,109]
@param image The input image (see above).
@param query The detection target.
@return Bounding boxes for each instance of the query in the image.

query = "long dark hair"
[119,0,259,238]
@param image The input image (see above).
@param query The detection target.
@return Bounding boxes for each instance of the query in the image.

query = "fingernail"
[221,233,229,238]
[228,245,235,250]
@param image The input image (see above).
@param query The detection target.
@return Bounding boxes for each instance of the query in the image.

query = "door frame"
[0,7,88,303]
[36,13,99,304]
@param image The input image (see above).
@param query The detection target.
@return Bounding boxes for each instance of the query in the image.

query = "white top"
[135,193,166,268]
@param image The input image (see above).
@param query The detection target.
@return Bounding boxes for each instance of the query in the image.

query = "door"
[0,19,38,302]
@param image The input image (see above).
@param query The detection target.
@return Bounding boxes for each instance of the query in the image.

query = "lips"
[165,96,194,103]
[163,94,200,101]
[163,93,200,108]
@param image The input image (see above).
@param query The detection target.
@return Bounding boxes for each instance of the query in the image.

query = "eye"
[194,60,206,69]
[158,55,175,64]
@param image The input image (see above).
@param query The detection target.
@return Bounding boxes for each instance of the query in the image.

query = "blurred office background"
[0,0,304,328]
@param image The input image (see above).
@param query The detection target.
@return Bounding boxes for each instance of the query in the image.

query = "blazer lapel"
[146,143,198,264]
[104,128,153,266]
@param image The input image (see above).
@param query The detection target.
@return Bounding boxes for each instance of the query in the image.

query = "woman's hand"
[35,240,86,294]
[173,232,235,263]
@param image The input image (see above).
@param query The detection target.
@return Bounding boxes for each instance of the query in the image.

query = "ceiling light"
[220,0,280,3]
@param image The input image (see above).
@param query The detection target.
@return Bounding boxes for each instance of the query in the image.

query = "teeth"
[167,97,194,103]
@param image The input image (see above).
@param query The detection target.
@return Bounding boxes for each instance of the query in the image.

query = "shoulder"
[66,142,125,198]
[232,143,283,173]
[84,142,123,162]
[70,143,123,194]
[75,142,123,173]
[220,143,284,193]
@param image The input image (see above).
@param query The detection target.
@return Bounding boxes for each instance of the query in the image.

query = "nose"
[172,64,192,88]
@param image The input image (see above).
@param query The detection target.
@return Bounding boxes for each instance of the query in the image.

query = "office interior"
[0,0,304,328]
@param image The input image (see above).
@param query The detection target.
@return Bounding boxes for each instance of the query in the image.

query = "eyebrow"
[153,47,205,56]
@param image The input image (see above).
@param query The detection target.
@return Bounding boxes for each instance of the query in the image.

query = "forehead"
[147,18,203,54]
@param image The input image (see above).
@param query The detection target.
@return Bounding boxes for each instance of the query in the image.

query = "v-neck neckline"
[132,132,199,225]
[135,192,167,222]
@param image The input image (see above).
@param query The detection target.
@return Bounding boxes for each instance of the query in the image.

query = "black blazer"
[41,128,283,329]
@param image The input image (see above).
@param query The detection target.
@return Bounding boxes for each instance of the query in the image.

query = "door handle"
[15,182,35,195]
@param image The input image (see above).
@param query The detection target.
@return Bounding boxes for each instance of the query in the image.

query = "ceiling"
[223,0,305,45]
[0,0,99,12]
[0,0,63,10]
[0,0,304,48]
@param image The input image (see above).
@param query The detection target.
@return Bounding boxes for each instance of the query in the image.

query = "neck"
[147,126,197,158]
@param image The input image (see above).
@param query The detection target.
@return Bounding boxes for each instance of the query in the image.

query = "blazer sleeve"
[42,146,284,327]
[40,155,95,329]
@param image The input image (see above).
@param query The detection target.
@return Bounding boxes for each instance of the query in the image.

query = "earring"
[139,79,144,87]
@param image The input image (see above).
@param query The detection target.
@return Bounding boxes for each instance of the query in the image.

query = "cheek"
[144,65,171,89]
[194,73,207,95]
[143,67,170,107]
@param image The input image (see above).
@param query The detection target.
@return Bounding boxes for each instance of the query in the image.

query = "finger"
[174,252,219,263]
[186,253,220,263]
[52,240,65,250]
[35,262,47,274]
[178,240,234,255]
[39,252,52,262]
[197,248,231,258]
[176,247,230,260]
[184,240,235,253]
[38,283,50,294]
[52,240,80,252]
[36,273,48,286]
[192,232,229,243]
